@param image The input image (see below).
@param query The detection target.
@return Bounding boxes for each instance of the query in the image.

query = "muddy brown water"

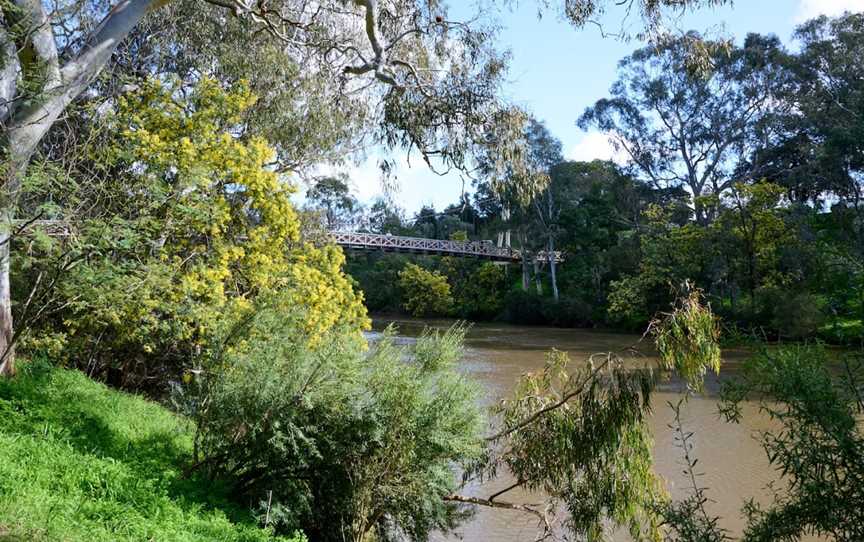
[369,318,799,542]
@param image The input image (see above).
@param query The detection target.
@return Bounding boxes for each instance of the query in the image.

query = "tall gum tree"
[0,0,729,373]
[579,33,788,225]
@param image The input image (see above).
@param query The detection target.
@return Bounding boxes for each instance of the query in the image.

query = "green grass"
[0,361,302,542]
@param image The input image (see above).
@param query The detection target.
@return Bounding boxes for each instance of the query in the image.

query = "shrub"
[398,263,454,317]
[540,297,594,327]
[719,346,864,541]
[186,305,482,542]
[500,289,547,325]
[459,262,507,319]
[500,290,593,327]
[766,291,825,339]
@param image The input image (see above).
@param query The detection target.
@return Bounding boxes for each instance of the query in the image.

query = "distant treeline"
[307,13,864,344]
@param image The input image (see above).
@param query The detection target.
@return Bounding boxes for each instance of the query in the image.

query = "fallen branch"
[444,493,556,541]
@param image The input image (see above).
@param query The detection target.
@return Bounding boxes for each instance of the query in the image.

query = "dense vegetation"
[331,16,864,346]
[1,0,863,540]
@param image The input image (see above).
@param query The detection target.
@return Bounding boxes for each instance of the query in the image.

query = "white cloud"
[795,0,864,22]
[566,131,627,164]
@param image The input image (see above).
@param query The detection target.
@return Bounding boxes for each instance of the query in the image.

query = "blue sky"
[341,0,864,215]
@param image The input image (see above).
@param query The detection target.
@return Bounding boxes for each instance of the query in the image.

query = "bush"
[186,305,483,542]
[499,290,592,327]
[458,262,507,319]
[500,289,547,325]
[719,346,864,541]
[398,263,454,317]
[344,253,408,313]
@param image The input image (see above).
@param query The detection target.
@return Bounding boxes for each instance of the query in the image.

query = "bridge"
[330,231,562,263]
[10,220,562,263]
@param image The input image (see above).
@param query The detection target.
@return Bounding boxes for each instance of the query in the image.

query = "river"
[370,317,790,542]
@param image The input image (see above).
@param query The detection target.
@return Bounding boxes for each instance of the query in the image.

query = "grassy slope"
[0,362,299,542]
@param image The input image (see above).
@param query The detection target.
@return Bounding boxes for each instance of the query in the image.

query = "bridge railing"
[329,231,562,262]
[330,231,511,258]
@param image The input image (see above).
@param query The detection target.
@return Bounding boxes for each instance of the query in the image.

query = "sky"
[328,0,864,215]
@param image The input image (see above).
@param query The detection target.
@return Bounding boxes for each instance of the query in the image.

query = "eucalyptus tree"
[307,175,359,230]
[768,13,864,249]
[786,13,864,332]
[579,33,788,225]
[0,0,731,373]
[746,13,864,207]
[526,117,564,300]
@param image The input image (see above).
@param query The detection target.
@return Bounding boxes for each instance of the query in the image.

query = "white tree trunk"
[0,0,160,374]
[533,259,542,296]
[0,213,13,375]
[548,234,558,302]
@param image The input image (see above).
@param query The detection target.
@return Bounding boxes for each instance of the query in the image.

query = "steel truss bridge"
[330,231,562,263]
[11,221,562,263]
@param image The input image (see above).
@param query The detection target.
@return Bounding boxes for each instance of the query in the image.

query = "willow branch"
[484,356,612,442]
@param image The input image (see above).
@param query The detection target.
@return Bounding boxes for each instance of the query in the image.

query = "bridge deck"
[330,231,562,263]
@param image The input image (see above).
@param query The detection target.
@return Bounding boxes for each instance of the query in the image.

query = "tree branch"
[485,355,612,442]
[443,493,552,536]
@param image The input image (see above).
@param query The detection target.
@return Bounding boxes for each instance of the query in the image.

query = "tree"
[749,13,864,208]
[190,311,483,541]
[552,160,660,314]
[15,80,369,386]
[525,118,565,300]
[579,33,788,225]
[716,182,790,313]
[454,289,722,540]
[0,0,514,374]
[365,197,408,235]
[718,346,864,541]
[460,262,506,319]
[306,175,359,230]
[607,204,712,326]
[398,263,453,317]
[0,0,735,373]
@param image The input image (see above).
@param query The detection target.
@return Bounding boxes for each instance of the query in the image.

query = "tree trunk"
[548,234,558,302]
[0,0,160,375]
[0,214,13,376]
[518,229,529,291]
[533,259,542,295]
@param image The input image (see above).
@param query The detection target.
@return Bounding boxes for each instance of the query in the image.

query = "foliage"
[15,79,368,386]
[398,263,454,317]
[579,34,786,224]
[607,204,709,327]
[477,349,662,541]
[652,288,722,392]
[459,262,506,319]
[306,175,359,230]
[719,346,864,541]
[188,309,483,542]
[0,360,302,542]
